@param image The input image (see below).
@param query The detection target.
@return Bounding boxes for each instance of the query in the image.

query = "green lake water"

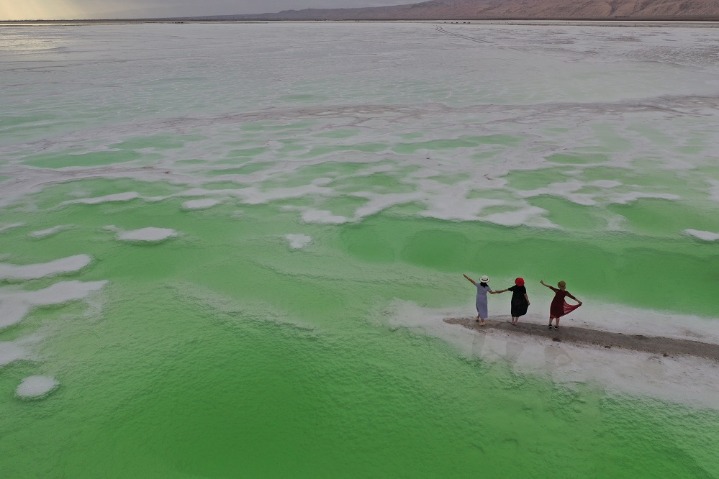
[1,22,718,478]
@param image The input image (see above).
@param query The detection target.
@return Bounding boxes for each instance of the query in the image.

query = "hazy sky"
[0,0,410,20]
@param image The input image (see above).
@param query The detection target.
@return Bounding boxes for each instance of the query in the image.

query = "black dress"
[508,285,529,317]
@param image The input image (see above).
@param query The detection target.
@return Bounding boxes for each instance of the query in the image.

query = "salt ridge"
[0,254,92,281]
[0,280,108,330]
[0,103,714,232]
[15,375,59,400]
[117,227,177,242]
[685,228,719,241]
[182,198,221,210]
[386,300,719,409]
[105,225,178,243]
[0,223,24,234]
[61,191,141,205]
[0,341,28,367]
[285,234,312,249]
[29,225,72,239]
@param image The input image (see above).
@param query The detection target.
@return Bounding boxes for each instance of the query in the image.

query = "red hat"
[515,277,525,286]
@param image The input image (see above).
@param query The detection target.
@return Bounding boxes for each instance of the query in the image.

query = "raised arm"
[540,280,557,292]
[463,274,476,285]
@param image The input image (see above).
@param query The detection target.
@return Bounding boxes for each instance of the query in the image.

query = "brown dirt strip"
[444,317,719,362]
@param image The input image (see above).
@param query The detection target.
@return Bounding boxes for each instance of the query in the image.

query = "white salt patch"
[244,185,333,204]
[482,206,556,228]
[422,197,506,221]
[29,225,72,239]
[0,341,28,367]
[684,229,719,241]
[0,254,92,281]
[516,180,598,206]
[182,198,221,210]
[115,227,177,243]
[611,192,680,204]
[301,209,348,225]
[591,180,622,188]
[514,180,680,208]
[708,180,719,202]
[16,375,59,400]
[169,281,317,333]
[386,300,719,410]
[285,234,312,250]
[605,214,627,231]
[62,191,141,205]
[352,192,422,219]
[177,185,334,206]
[312,177,333,186]
[0,223,24,234]
[0,280,108,330]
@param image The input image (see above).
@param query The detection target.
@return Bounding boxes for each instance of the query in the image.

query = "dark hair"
[479,282,489,288]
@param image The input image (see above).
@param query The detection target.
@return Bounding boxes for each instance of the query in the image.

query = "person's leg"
[555,317,560,329]
[548,316,553,329]
[479,316,486,326]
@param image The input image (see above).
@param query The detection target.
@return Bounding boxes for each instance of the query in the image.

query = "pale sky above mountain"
[0,0,410,20]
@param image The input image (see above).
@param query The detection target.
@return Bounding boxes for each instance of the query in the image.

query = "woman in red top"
[540,280,582,330]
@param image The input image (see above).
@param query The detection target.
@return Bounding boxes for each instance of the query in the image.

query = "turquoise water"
[1,22,719,478]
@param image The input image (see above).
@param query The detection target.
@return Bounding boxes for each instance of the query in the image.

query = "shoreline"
[2,19,719,27]
[444,317,719,361]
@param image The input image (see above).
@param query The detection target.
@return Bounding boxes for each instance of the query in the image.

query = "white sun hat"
[480,275,490,283]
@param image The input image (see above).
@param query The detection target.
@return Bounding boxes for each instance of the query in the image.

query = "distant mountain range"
[206,0,719,21]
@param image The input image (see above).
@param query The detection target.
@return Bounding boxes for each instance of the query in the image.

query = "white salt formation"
[0,254,92,281]
[0,223,24,234]
[15,376,59,400]
[29,225,72,239]
[285,234,312,250]
[0,341,28,367]
[182,199,221,210]
[106,226,178,243]
[62,191,141,205]
[685,229,719,241]
[0,280,108,330]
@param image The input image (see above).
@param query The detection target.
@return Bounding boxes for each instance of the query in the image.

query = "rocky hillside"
[214,0,719,21]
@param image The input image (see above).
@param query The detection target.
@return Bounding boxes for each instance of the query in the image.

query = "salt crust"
[0,223,24,234]
[0,341,28,367]
[709,180,719,203]
[118,227,177,242]
[285,234,312,249]
[0,280,108,330]
[61,191,140,205]
[0,254,92,281]
[182,198,220,210]
[29,225,72,238]
[684,229,719,241]
[0,335,41,368]
[15,375,59,399]
[300,209,348,225]
[105,225,178,243]
[0,25,717,232]
[387,300,719,409]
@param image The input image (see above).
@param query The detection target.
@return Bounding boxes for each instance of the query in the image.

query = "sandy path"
[444,317,719,361]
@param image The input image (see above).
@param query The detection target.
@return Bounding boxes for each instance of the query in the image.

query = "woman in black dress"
[495,277,530,325]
